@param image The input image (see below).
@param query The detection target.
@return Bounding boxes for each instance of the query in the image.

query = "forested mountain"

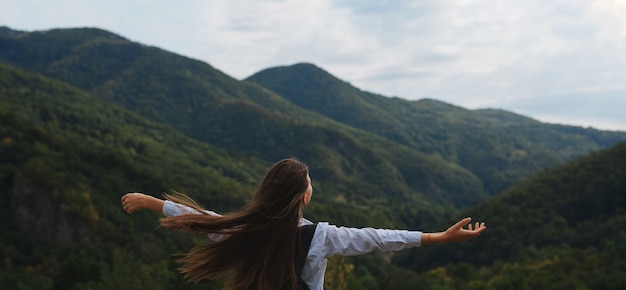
[2,26,625,210]
[246,63,626,194]
[1,26,626,289]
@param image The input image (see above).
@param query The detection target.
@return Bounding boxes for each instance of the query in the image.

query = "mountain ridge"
[3,26,626,207]
[0,26,492,208]
[245,62,626,194]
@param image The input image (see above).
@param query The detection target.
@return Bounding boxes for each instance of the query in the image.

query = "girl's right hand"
[444,217,486,242]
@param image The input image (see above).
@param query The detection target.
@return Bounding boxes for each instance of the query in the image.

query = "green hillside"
[0,63,268,289]
[246,63,626,195]
[387,142,626,289]
[0,62,457,290]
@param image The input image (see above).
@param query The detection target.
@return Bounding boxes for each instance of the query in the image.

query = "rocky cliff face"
[10,171,91,244]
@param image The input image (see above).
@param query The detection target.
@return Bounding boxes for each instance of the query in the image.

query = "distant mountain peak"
[0,25,127,42]
[290,62,323,69]
[245,62,343,82]
[0,26,26,37]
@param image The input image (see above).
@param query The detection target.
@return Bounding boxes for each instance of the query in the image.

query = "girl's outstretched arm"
[121,192,164,214]
[422,217,486,245]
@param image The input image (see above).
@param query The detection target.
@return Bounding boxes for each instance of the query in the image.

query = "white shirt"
[163,201,423,290]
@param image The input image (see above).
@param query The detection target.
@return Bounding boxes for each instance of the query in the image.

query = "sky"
[3,0,626,131]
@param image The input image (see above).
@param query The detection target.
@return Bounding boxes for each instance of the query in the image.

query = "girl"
[121,158,486,290]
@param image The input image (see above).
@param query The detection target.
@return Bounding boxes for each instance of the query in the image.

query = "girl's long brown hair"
[160,158,310,290]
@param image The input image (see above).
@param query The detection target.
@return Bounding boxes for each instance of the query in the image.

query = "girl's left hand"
[121,192,148,214]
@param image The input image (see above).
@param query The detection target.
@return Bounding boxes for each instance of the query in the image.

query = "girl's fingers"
[121,194,134,213]
[457,217,472,229]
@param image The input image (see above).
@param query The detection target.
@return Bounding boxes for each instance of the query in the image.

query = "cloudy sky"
[3,0,626,131]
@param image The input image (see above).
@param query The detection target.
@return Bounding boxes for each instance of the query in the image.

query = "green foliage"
[324,256,354,290]
[0,58,444,290]
[387,243,626,290]
[0,63,264,288]
[76,249,173,290]
[391,143,626,288]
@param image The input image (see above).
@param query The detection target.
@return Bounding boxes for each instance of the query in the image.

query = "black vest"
[295,224,317,290]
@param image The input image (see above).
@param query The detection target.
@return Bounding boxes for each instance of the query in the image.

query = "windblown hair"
[160,158,310,290]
